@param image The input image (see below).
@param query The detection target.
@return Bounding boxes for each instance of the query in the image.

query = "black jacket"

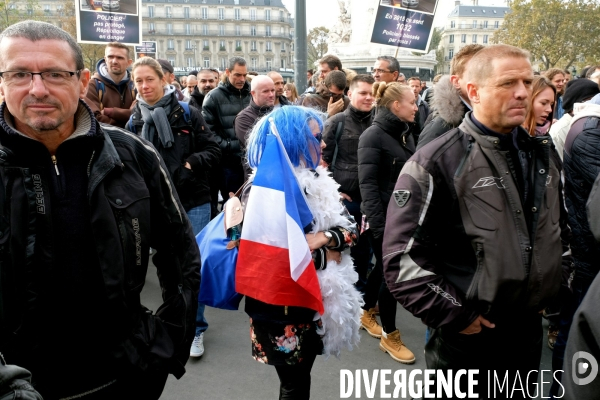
[0,101,200,398]
[129,93,221,211]
[418,75,470,150]
[322,105,373,200]
[564,112,600,280]
[383,114,568,331]
[358,108,415,239]
[201,78,251,164]
[188,86,205,110]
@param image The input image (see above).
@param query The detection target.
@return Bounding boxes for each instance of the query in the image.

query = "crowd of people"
[2,18,600,400]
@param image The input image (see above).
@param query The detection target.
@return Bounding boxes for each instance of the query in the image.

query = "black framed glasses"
[0,70,82,86]
[372,69,392,74]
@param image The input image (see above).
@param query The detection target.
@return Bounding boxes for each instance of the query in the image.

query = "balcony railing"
[143,14,292,25]
[146,29,291,39]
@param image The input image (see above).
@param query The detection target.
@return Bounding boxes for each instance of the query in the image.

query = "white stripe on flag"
[286,213,313,281]
[241,185,289,249]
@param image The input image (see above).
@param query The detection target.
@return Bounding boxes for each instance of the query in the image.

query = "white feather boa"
[295,166,365,359]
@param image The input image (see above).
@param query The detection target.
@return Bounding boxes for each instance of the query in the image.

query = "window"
[236,40,242,51]
[234,0,239,4]
[166,6,171,18]
[494,20,499,28]
[266,41,272,51]
[251,25,257,36]
[280,26,284,36]
[149,22,155,33]
[250,9,256,20]
[449,49,454,59]
[450,20,455,28]
[281,43,285,52]
[265,9,271,21]
[219,25,225,35]
[449,34,454,44]
[184,7,189,18]
[188,57,194,67]
[483,34,489,44]
[266,58,272,69]
[168,57,175,66]
[251,40,257,51]
[266,25,271,37]
[203,39,209,50]
[186,39,193,49]
[218,8,224,20]
[235,26,241,36]
[167,23,173,34]
[204,57,210,68]
[472,20,477,28]
[202,24,208,35]
[219,40,226,51]
[44,4,50,12]
[234,8,240,20]
[483,20,488,28]
[281,59,285,69]
[201,7,208,19]
[221,57,226,70]
[168,39,174,50]
[251,57,257,69]
[185,24,191,35]
[472,34,477,43]
[148,6,154,17]
[461,34,466,43]
[279,10,284,22]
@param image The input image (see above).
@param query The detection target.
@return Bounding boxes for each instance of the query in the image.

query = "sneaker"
[380,330,415,364]
[190,333,204,357]
[548,326,559,350]
[360,308,382,338]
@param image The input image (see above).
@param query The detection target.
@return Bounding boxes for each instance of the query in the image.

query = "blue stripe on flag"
[253,134,314,230]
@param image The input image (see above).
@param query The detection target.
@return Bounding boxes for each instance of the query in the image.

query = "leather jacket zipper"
[466,243,484,300]
[285,306,288,315]
[51,155,59,175]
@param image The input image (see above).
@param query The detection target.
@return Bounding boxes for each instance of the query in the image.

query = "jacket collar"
[430,75,469,126]
[459,111,541,151]
[224,77,250,96]
[250,98,274,115]
[373,107,410,137]
[348,105,372,122]
[95,58,131,88]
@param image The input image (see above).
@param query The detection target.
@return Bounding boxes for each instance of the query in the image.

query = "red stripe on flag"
[236,239,324,314]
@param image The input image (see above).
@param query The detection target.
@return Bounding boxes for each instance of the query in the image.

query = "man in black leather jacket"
[0,21,199,400]
[202,57,251,211]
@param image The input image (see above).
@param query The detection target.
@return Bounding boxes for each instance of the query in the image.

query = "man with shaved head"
[266,71,290,107]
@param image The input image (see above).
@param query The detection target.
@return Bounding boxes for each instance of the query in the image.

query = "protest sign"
[76,0,142,45]
[135,41,157,59]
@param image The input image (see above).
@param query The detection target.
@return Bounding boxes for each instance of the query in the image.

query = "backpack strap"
[330,119,345,170]
[95,79,105,111]
[178,101,191,124]
[129,80,136,101]
[126,115,137,134]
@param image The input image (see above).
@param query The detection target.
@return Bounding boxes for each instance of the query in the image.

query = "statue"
[329,0,352,43]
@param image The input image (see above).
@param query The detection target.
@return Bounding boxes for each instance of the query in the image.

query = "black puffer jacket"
[201,78,251,164]
[129,93,221,211]
[417,75,470,150]
[322,105,373,200]
[564,111,600,280]
[358,108,415,239]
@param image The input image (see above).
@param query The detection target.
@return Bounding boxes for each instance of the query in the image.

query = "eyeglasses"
[314,132,323,142]
[0,70,82,86]
[372,69,392,75]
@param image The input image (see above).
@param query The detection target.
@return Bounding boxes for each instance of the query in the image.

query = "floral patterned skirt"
[249,318,324,366]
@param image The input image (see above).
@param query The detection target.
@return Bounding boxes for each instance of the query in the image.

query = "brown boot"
[360,308,382,338]
[380,330,415,364]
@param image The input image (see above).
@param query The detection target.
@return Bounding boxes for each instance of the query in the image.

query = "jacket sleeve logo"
[393,190,411,207]
[32,174,45,214]
[427,283,462,306]
[472,176,505,189]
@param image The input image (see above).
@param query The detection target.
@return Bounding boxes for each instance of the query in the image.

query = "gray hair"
[0,20,84,71]
[228,56,247,71]
[377,56,400,73]
[398,72,406,79]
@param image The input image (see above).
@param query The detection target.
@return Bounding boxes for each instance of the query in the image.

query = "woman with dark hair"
[358,81,417,364]
[240,106,363,399]
[523,75,556,136]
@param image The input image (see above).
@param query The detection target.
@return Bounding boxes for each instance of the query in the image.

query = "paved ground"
[140,263,553,400]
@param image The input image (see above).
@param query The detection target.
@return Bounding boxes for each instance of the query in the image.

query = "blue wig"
[246,106,325,170]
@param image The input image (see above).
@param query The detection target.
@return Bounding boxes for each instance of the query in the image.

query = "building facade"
[438,1,510,74]
[142,0,295,77]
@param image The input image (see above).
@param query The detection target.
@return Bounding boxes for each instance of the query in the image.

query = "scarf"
[137,85,177,148]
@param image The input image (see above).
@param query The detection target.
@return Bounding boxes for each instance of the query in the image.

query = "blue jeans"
[186,203,211,336]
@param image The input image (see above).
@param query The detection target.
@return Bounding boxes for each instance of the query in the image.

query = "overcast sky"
[281,0,509,30]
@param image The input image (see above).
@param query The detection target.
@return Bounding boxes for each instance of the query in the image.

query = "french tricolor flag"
[236,124,324,314]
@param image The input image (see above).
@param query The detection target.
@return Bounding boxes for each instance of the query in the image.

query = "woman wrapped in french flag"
[236,106,364,399]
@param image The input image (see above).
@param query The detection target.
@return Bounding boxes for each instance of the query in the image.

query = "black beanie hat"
[562,79,600,112]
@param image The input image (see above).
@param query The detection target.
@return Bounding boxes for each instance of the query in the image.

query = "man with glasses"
[0,21,199,399]
[84,42,135,128]
[372,56,400,84]
[302,70,349,117]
